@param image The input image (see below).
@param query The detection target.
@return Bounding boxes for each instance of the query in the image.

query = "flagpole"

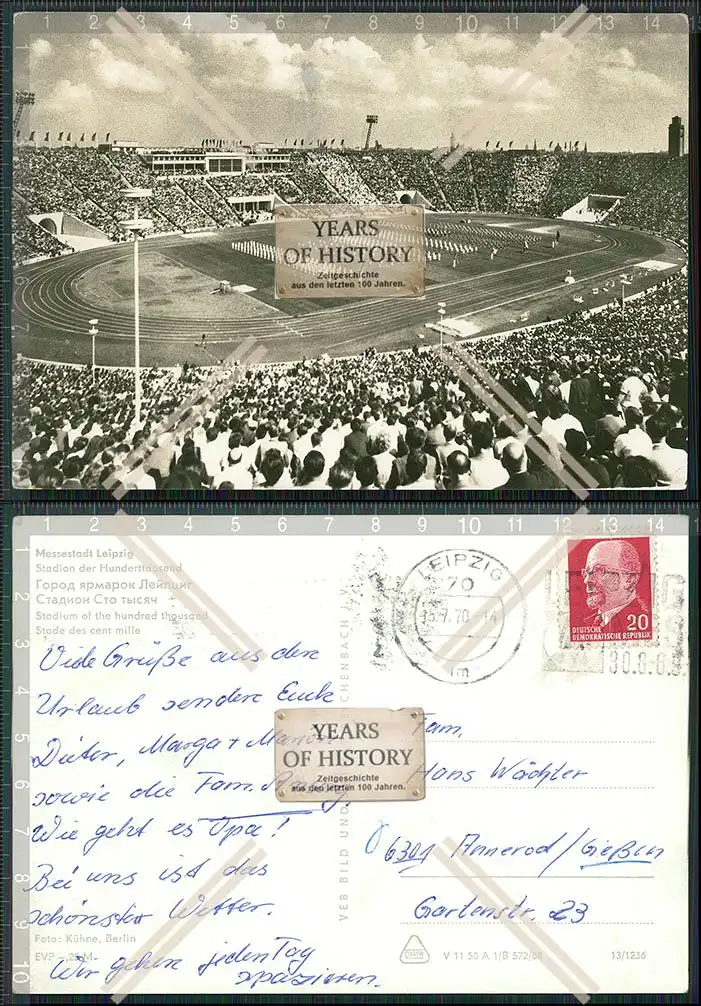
[121,188,153,427]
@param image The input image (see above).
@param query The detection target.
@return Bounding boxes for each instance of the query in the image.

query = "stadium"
[13,145,687,363]
[12,33,689,492]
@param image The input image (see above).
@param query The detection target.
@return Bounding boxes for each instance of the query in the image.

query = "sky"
[16,13,689,152]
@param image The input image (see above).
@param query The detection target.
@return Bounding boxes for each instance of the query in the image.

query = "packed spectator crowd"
[12,144,688,492]
[306,151,378,205]
[13,146,687,264]
[13,272,687,491]
[507,154,561,215]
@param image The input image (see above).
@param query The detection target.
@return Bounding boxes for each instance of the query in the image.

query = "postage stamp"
[393,549,527,685]
[274,706,425,803]
[567,537,654,643]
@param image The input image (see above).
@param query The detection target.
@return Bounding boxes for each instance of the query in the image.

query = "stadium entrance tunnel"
[29,211,64,236]
[395,189,432,208]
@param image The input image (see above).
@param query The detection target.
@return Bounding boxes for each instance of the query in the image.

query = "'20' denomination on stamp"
[567,537,653,643]
[274,706,425,803]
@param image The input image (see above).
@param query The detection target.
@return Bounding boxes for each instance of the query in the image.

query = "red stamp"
[567,538,653,642]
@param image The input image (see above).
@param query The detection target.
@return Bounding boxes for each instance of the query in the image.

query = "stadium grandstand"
[12,143,688,490]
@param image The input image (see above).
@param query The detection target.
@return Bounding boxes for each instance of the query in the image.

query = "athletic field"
[13,213,685,367]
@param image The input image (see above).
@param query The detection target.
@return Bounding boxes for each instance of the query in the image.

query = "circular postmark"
[393,548,527,684]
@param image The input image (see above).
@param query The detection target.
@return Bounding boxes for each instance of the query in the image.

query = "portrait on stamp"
[567,538,653,642]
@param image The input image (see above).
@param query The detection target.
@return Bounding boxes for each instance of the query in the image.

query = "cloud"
[88,38,165,93]
[597,63,677,97]
[209,30,306,94]
[46,78,93,112]
[514,100,549,115]
[308,36,397,93]
[616,47,636,69]
[452,30,516,58]
[30,39,53,59]
[475,64,556,100]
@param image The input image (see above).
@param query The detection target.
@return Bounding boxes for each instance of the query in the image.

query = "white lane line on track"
[14,227,682,354]
[16,238,627,335]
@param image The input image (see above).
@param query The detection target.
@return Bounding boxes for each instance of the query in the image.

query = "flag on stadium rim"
[58,132,64,140]
[80,133,85,142]
[548,140,553,148]
[44,131,50,142]
[485,139,490,148]
[29,131,35,141]
[106,132,110,141]
[92,132,97,141]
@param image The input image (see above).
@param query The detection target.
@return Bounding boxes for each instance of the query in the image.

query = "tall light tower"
[437,301,447,354]
[89,318,98,382]
[120,188,153,425]
[14,90,35,142]
[363,114,378,150]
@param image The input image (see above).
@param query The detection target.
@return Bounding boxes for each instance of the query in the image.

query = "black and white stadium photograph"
[10,8,690,492]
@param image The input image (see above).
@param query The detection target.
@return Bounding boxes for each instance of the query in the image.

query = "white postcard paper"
[15,523,690,995]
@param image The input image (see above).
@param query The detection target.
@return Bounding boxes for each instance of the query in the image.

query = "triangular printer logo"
[400,935,430,964]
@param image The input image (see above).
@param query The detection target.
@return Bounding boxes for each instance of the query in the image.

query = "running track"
[13,215,685,367]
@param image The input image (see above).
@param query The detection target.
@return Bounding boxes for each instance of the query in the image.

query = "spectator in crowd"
[436,425,460,472]
[396,452,436,490]
[296,450,329,490]
[563,429,611,489]
[355,454,379,490]
[646,413,687,488]
[467,422,508,488]
[542,398,584,447]
[254,449,294,489]
[501,441,540,489]
[594,396,627,452]
[526,436,563,489]
[616,455,660,489]
[614,407,653,460]
[369,432,396,489]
